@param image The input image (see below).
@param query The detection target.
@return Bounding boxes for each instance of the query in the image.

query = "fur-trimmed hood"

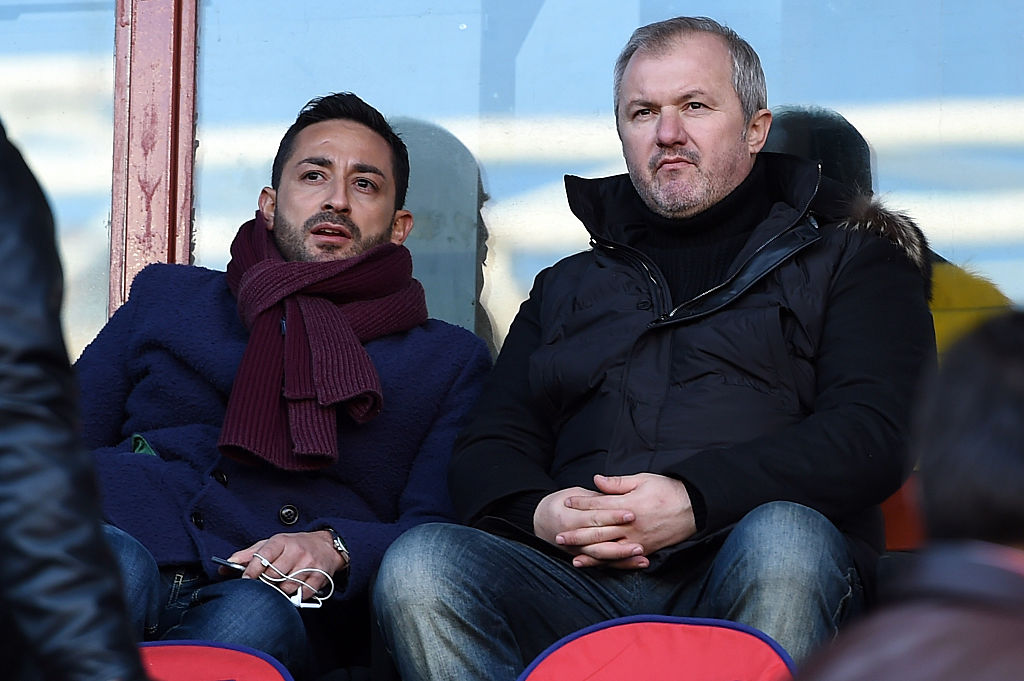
[837,193,929,278]
[811,174,932,298]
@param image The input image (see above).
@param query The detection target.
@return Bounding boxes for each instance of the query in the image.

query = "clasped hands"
[533,473,696,570]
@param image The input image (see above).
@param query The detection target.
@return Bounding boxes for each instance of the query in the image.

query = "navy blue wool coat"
[76,263,490,602]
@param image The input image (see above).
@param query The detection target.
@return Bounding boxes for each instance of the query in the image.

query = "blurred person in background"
[799,310,1024,681]
[762,104,1012,357]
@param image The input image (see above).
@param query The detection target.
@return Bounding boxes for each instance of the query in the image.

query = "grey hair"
[613,16,767,124]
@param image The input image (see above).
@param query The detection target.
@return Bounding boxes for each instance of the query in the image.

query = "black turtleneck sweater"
[622,156,775,306]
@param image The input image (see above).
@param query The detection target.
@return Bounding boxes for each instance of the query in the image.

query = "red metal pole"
[110,0,197,315]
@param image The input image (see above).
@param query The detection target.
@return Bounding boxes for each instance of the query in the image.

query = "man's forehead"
[620,33,734,98]
[632,33,730,70]
[289,119,393,173]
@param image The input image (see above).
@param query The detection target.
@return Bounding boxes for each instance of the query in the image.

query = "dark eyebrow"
[295,157,386,179]
[297,156,333,169]
[352,162,386,179]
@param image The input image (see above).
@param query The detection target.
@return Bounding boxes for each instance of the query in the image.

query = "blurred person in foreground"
[799,310,1024,681]
[0,121,148,680]
[374,15,935,679]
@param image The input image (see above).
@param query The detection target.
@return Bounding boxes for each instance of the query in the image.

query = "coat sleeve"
[316,334,492,600]
[666,235,937,535]
[75,280,138,450]
[0,122,148,680]
[448,270,563,525]
[75,269,223,559]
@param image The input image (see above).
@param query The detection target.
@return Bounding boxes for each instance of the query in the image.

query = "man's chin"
[304,244,356,262]
[316,252,354,263]
[641,187,701,219]
[302,233,391,262]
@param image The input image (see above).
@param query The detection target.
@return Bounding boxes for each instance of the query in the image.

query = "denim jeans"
[102,525,314,678]
[373,501,861,680]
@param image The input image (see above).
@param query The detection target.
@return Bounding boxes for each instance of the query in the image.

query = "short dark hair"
[762,106,874,194]
[914,310,1024,545]
[271,92,410,211]
[613,16,767,124]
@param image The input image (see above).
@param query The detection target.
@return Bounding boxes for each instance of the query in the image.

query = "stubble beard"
[272,211,391,262]
[631,147,710,219]
[630,132,751,220]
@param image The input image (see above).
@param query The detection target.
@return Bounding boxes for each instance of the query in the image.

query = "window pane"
[0,0,113,359]
[193,1,1024,349]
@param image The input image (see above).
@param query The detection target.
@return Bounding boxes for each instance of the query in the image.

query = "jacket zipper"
[592,165,824,329]
[659,167,824,321]
[590,236,672,318]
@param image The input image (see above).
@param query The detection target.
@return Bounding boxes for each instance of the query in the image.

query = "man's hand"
[559,473,696,569]
[533,486,647,569]
[226,530,346,599]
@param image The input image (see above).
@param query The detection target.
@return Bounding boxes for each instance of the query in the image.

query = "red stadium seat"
[139,640,294,681]
[518,615,794,681]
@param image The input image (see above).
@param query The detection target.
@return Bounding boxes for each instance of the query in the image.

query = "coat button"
[212,469,228,485]
[190,511,204,529]
[278,505,299,526]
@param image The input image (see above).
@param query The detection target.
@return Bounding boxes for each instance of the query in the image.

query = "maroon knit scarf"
[217,213,427,470]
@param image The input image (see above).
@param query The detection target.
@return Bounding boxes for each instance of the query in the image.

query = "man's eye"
[687,102,705,110]
[633,108,653,119]
[354,178,378,191]
[302,170,324,181]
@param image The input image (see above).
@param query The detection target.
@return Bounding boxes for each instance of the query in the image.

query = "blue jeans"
[102,525,313,678]
[373,501,861,680]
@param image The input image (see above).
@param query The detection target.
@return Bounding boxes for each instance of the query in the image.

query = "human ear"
[746,109,773,154]
[257,187,277,229]
[389,210,414,245]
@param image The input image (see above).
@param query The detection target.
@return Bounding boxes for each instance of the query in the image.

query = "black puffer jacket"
[451,153,935,575]
[0,121,147,680]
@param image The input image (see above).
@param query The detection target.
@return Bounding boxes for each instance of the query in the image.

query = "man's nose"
[322,181,350,213]
[656,109,687,147]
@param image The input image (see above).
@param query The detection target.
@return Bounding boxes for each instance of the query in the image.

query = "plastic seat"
[518,615,794,681]
[139,640,294,681]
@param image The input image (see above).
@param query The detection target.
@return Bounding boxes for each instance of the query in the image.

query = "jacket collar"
[564,152,931,294]
[563,152,823,244]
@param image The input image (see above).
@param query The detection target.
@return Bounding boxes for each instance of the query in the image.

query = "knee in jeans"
[740,500,828,529]
[202,578,303,631]
[220,578,293,612]
[171,579,309,673]
[375,523,475,615]
[378,525,452,591]
[731,502,846,583]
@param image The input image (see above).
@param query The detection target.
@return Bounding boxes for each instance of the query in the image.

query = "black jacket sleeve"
[449,269,561,526]
[666,234,936,535]
[0,121,148,680]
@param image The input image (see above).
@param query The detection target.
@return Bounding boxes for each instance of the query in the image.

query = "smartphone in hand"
[212,556,246,573]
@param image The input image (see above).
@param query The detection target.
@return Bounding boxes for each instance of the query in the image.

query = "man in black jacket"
[0,120,148,681]
[375,16,935,679]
